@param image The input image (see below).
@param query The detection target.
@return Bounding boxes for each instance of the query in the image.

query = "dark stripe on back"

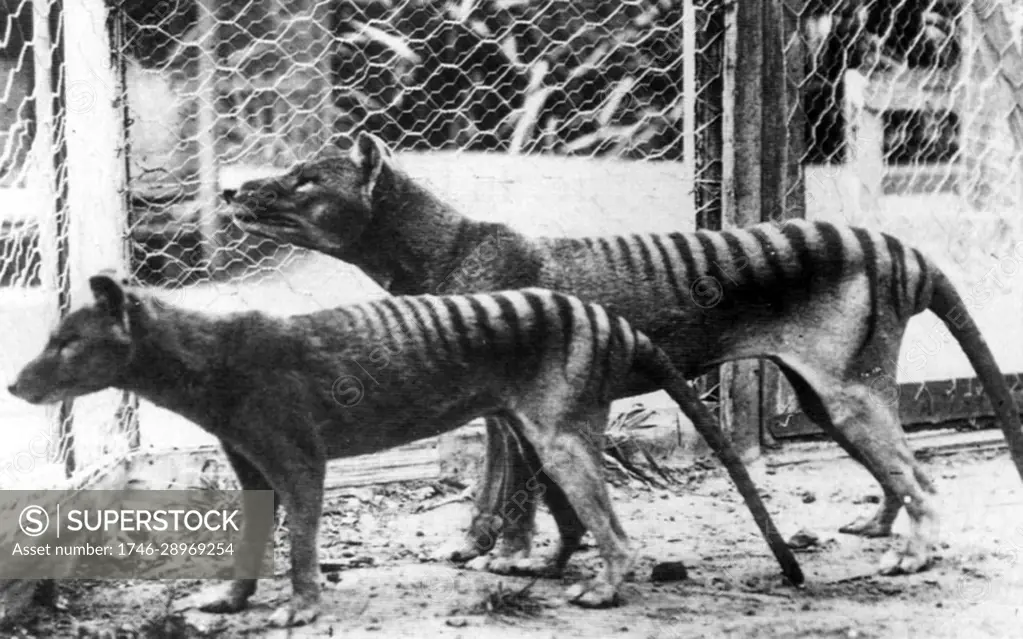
[522,291,550,356]
[668,232,699,289]
[368,303,395,347]
[615,236,639,281]
[441,297,474,356]
[492,293,522,352]
[551,293,576,365]
[380,298,416,345]
[694,231,728,302]
[721,231,750,290]
[851,227,880,350]
[633,235,658,284]
[602,308,623,401]
[466,296,498,350]
[402,299,434,352]
[650,234,686,305]
[779,223,812,286]
[583,302,603,393]
[912,248,929,312]
[883,233,908,320]
[421,299,455,354]
[749,226,787,288]
[596,238,617,275]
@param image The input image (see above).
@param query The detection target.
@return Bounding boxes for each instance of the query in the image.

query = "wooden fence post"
[719,0,765,462]
[63,0,132,470]
[720,0,805,461]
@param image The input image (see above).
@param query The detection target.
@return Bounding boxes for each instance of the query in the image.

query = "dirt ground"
[6,443,1023,638]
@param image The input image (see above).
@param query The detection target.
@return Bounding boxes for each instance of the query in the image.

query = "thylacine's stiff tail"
[918,263,1023,482]
[631,333,805,587]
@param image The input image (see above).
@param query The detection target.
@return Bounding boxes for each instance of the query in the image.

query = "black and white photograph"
[1,0,1023,636]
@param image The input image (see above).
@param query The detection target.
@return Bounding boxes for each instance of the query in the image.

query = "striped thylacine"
[8,275,802,628]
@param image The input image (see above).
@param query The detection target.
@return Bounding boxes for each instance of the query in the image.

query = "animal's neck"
[361,173,528,295]
[120,305,227,426]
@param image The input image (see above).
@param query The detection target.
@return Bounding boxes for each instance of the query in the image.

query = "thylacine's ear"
[88,274,131,332]
[350,132,396,197]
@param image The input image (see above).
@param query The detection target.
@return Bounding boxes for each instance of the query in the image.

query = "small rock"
[445,618,469,628]
[326,571,342,583]
[350,556,375,568]
[801,491,816,504]
[787,529,820,549]
[412,486,436,501]
[340,487,375,502]
[651,561,688,582]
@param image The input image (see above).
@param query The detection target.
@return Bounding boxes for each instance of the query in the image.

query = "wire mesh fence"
[0,0,134,488]
[769,0,1023,433]
[110,0,723,450]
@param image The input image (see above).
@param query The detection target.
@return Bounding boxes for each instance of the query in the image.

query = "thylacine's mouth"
[231,209,303,234]
[11,386,65,405]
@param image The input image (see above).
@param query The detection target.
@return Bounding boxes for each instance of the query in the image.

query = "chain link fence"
[770,0,1023,436]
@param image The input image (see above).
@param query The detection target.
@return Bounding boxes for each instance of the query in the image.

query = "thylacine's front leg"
[261,449,327,628]
[195,433,326,628]
[194,445,275,614]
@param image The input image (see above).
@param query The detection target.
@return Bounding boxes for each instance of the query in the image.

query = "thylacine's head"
[8,274,145,405]
[224,131,399,259]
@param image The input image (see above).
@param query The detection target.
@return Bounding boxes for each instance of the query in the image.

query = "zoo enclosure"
[2,0,1023,486]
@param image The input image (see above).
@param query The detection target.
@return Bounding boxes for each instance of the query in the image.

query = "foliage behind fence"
[118,0,692,166]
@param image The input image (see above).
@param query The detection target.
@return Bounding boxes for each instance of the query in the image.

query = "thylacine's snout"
[6,377,45,404]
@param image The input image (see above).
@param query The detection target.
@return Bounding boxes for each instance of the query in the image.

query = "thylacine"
[224,131,1023,578]
[8,274,802,628]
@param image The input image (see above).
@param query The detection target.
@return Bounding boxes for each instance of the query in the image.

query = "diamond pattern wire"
[112,0,713,285]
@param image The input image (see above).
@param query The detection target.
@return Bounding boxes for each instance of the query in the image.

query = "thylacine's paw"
[878,544,933,576]
[435,539,483,564]
[192,583,254,614]
[564,580,620,608]
[465,555,493,572]
[488,554,563,578]
[839,515,894,538]
[267,596,321,628]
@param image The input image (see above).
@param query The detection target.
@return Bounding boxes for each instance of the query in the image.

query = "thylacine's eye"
[54,336,79,357]
[295,173,318,193]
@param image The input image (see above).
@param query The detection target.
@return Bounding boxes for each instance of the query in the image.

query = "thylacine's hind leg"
[509,408,634,607]
[776,360,904,537]
[776,355,940,575]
